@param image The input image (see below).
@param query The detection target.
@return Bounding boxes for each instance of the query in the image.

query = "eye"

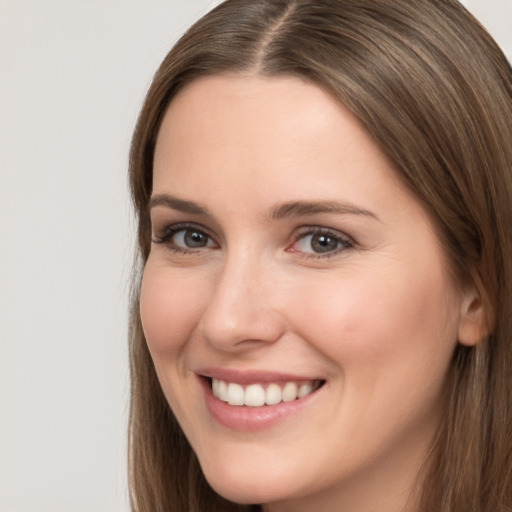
[173,229,214,248]
[152,224,217,251]
[289,228,353,256]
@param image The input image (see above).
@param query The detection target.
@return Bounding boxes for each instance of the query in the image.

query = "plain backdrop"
[0,1,510,511]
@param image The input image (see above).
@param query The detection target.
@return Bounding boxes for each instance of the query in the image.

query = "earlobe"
[457,290,487,346]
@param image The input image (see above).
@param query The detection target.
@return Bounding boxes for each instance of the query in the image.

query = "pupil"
[312,234,338,253]
[185,230,207,247]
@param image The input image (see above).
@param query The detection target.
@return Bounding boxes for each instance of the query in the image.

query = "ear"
[457,287,487,346]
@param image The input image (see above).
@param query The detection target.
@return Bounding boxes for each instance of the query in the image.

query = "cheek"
[139,263,208,358]
[290,263,460,377]
[286,266,461,448]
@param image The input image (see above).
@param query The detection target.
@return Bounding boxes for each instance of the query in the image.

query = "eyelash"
[151,223,354,258]
[152,223,218,254]
[290,226,354,258]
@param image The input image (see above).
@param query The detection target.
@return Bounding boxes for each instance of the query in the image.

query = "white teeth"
[211,378,320,407]
[218,379,228,401]
[265,383,282,406]
[281,382,298,402]
[212,378,219,397]
[244,384,266,407]
[298,383,313,398]
[227,383,244,406]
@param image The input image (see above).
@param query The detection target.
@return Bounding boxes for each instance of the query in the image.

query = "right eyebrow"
[148,194,210,216]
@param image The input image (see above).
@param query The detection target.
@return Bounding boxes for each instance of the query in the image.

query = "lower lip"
[200,378,321,431]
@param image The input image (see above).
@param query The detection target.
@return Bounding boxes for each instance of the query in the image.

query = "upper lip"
[196,367,324,385]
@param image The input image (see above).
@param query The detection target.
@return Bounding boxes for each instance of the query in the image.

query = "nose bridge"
[198,248,284,350]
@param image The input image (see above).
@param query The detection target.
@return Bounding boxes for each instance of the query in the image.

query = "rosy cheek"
[139,266,204,357]
[287,275,379,348]
[287,268,439,365]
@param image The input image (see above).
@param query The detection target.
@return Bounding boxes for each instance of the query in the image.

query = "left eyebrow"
[269,200,381,222]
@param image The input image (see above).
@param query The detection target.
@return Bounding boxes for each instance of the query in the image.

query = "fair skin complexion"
[140,75,481,512]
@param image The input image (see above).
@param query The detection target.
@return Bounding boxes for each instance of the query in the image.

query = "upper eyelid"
[293,225,354,242]
[152,222,218,246]
[153,222,351,236]
[153,221,213,236]
[150,214,220,238]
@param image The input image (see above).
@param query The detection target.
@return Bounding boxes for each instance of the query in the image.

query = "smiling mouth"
[209,378,325,407]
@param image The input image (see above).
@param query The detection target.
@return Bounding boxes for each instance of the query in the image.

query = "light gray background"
[0,1,510,511]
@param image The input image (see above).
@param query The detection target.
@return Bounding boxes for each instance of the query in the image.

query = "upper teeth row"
[211,378,319,407]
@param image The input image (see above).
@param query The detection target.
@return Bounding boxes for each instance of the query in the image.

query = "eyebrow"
[269,200,380,221]
[149,194,210,215]
[149,193,380,222]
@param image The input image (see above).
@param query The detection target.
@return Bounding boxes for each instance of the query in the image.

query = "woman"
[128,1,512,511]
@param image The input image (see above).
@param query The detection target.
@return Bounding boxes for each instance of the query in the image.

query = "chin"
[200,457,301,506]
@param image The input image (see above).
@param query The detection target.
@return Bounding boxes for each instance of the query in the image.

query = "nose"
[198,253,286,352]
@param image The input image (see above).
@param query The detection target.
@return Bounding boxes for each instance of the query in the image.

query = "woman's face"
[141,75,471,511]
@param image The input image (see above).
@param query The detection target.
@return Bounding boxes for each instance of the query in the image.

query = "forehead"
[153,75,405,203]
[156,75,351,154]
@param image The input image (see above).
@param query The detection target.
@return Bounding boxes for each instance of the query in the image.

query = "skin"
[140,75,481,512]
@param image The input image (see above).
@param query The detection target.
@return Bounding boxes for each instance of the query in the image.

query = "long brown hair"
[128,1,512,510]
